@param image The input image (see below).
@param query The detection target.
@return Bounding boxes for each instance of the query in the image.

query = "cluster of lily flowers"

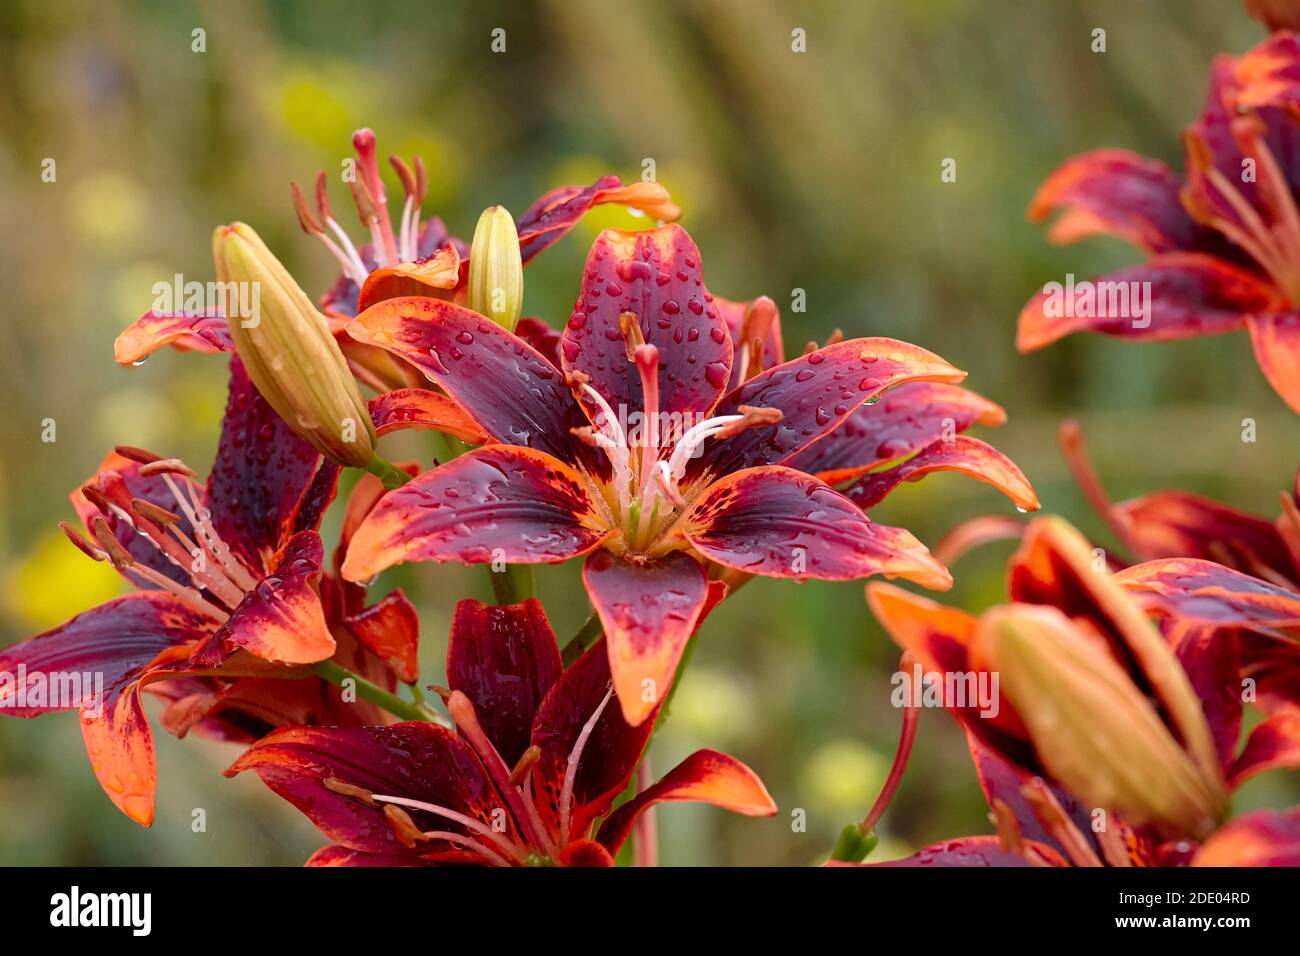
[4,7,1300,867]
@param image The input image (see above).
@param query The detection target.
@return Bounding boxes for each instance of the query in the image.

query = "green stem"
[313,660,446,725]
[364,453,412,489]
[488,564,534,605]
[561,611,603,666]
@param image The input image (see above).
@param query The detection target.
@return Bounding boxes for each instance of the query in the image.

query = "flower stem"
[364,453,412,489]
[561,611,603,666]
[313,659,447,725]
[488,564,535,605]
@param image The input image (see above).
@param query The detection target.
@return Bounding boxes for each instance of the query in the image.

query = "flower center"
[62,446,257,621]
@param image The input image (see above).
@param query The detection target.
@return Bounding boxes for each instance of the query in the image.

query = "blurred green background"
[1,0,1297,865]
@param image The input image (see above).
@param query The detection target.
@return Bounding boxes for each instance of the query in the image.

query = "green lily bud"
[212,222,377,468]
[467,205,523,330]
[977,603,1227,841]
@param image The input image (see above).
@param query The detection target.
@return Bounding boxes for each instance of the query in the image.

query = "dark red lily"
[0,358,420,825]
[228,597,776,866]
[1020,31,1300,412]
[861,516,1300,866]
[340,223,1038,725]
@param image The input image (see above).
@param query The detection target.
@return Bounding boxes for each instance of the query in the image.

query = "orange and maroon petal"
[1231,31,1300,112]
[226,722,501,858]
[841,436,1039,513]
[596,749,776,853]
[1115,489,1296,584]
[113,311,232,366]
[356,244,460,314]
[529,638,655,841]
[717,294,785,389]
[81,684,158,826]
[786,381,1005,483]
[207,357,332,575]
[1116,558,1300,636]
[1192,808,1300,866]
[368,388,489,445]
[1247,311,1300,414]
[513,317,562,367]
[517,177,679,263]
[562,225,732,418]
[209,531,335,665]
[1229,706,1300,788]
[582,550,710,726]
[447,597,563,766]
[1169,623,1243,771]
[341,446,611,583]
[343,590,421,685]
[1017,254,1271,353]
[347,296,596,470]
[0,591,218,717]
[683,467,952,588]
[1029,148,1202,254]
[305,845,425,867]
[859,836,1047,867]
[693,339,965,479]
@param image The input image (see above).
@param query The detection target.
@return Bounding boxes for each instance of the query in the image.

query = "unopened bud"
[467,205,523,330]
[212,222,377,468]
[976,603,1227,840]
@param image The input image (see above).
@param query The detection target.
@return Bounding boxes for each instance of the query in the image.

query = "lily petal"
[1117,558,1300,635]
[692,339,965,479]
[1192,808,1300,866]
[226,722,501,858]
[368,388,489,444]
[683,466,952,588]
[562,225,732,418]
[786,381,1005,483]
[596,749,777,853]
[356,244,460,314]
[341,446,611,583]
[305,845,424,867]
[517,177,679,262]
[1229,706,1300,788]
[348,297,595,469]
[343,590,421,685]
[841,436,1039,513]
[209,531,335,665]
[1028,148,1202,253]
[582,550,710,726]
[207,357,332,575]
[113,311,231,366]
[863,836,1047,867]
[1247,311,1300,414]
[1016,254,1270,352]
[447,597,562,766]
[529,638,654,841]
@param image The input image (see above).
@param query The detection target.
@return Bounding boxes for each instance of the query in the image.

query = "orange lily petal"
[368,387,490,444]
[842,436,1040,513]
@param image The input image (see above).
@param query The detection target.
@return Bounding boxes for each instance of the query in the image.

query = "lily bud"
[976,603,1227,841]
[467,205,523,330]
[213,222,377,468]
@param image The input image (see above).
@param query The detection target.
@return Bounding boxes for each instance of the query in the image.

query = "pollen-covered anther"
[59,521,104,561]
[564,369,592,400]
[114,444,164,464]
[383,803,428,849]
[290,181,325,235]
[89,516,134,570]
[715,405,783,440]
[138,458,199,479]
[620,312,647,360]
[323,775,378,807]
[130,497,181,527]
[508,745,542,787]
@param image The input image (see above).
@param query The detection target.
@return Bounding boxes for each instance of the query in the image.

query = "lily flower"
[228,596,777,867]
[1019,31,1300,412]
[340,223,1037,725]
[863,516,1300,864]
[0,358,421,825]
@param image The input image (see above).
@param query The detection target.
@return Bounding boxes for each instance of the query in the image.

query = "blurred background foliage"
[0,0,1297,865]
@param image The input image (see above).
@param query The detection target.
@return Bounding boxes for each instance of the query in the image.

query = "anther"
[291,181,324,234]
[89,516,134,570]
[323,776,378,807]
[59,521,104,561]
[619,312,646,360]
[714,405,782,440]
[114,445,164,464]
[131,498,181,527]
[508,745,542,787]
[383,803,427,849]
[139,458,198,478]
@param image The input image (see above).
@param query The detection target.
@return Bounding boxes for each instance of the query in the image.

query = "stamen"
[654,460,688,509]
[370,794,528,865]
[323,776,377,806]
[1057,420,1139,560]
[559,684,615,845]
[59,521,104,562]
[130,497,181,527]
[382,803,426,849]
[859,654,920,834]
[508,745,542,787]
[89,516,134,569]
[619,311,647,360]
[420,830,512,866]
[447,691,553,855]
[290,181,325,234]
[1021,778,1103,867]
[114,444,163,464]
[139,458,198,478]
